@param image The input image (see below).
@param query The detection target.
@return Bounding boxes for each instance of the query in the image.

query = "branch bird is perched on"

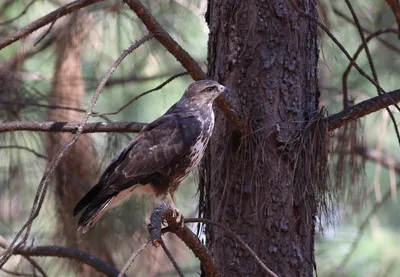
[73,80,228,233]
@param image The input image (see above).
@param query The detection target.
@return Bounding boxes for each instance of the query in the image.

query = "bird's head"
[183,80,228,106]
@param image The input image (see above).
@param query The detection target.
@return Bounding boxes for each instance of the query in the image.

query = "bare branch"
[92,72,188,117]
[0,34,152,267]
[23,257,47,277]
[33,19,56,47]
[0,0,105,50]
[104,70,184,88]
[118,239,150,277]
[160,239,185,277]
[123,0,205,80]
[326,89,400,131]
[0,121,145,133]
[0,236,126,277]
[100,63,205,89]
[149,202,220,277]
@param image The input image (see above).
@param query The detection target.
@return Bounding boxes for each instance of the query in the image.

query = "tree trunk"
[201,1,320,276]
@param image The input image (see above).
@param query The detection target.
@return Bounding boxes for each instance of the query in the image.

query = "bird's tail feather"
[77,197,114,233]
[73,183,102,217]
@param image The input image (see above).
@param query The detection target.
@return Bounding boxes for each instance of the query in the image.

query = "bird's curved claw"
[172,207,184,228]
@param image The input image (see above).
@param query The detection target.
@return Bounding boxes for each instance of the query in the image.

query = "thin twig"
[160,239,185,277]
[342,0,381,109]
[342,28,397,109]
[0,0,105,50]
[3,36,54,69]
[0,145,48,160]
[0,237,46,277]
[333,8,400,54]
[0,100,112,122]
[103,70,189,88]
[185,218,279,277]
[0,0,37,25]
[0,34,153,267]
[118,239,150,277]
[24,257,47,277]
[33,19,56,47]
[92,72,188,117]
[0,121,145,133]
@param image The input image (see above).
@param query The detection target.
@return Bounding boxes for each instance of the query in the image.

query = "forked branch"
[148,203,279,277]
[149,202,220,277]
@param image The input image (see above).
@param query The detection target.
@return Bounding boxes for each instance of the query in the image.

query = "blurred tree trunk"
[201,1,320,276]
[46,13,115,276]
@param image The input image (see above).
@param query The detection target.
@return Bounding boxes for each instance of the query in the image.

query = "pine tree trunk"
[201,1,319,276]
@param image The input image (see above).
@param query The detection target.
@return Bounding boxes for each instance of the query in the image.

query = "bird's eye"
[206,87,214,92]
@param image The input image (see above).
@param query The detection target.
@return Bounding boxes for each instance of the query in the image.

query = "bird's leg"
[166,192,183,224]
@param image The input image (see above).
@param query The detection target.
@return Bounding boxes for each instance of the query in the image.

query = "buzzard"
[73,80,227,232]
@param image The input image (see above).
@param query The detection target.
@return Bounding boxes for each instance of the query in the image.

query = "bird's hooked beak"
[217,84,230,97]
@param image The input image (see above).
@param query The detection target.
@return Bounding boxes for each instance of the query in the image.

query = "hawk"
[73,80,227,232]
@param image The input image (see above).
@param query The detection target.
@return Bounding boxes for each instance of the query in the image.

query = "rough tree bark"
[46,13,115,276]
[201,1,320,276]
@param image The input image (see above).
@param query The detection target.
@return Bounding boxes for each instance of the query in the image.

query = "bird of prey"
[73,80,227,232]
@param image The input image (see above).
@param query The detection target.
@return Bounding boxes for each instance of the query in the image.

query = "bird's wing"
[102,113,201,190]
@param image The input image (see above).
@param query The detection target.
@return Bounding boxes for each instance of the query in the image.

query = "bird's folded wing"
[98,113,202,189]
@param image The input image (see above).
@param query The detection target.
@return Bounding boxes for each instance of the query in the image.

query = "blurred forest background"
[0,0,399,276]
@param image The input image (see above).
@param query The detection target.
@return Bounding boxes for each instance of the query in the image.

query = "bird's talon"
[178,215,185,228]
[172,209,184,227]
[171,208,181,222]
